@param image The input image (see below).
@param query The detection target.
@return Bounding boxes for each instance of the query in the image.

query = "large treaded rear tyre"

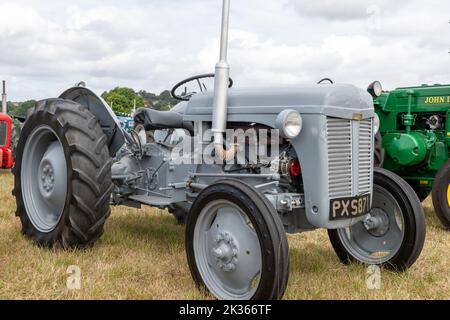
[13,99,113,248]
[186,179,289,300]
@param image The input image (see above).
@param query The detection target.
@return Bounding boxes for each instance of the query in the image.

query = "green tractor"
[370,81,450,229]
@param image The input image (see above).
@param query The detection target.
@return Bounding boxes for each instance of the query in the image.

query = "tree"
[8,100,37,118]
[138,90,178,111]
[102,87,144,114]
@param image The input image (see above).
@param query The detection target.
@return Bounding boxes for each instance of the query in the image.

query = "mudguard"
[59,85,125,156]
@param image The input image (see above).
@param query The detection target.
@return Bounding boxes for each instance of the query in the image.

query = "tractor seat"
[134,107,193,133]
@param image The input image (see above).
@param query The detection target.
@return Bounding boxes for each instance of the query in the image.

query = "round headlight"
[368,81,383,98]
[374,113,380,135]
[276,110,302,139]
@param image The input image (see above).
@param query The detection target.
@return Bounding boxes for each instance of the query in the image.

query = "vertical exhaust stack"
[2,80,7,114]
[212,0,236,161]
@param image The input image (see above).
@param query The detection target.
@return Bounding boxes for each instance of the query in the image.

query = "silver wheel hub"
[213,231,239,272]
[40,163,55,195]
[364,208,390,237]
[336,185,405,264]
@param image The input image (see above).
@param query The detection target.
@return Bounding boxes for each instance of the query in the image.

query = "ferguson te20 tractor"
[371,81,450,229]
[13,1,425,300]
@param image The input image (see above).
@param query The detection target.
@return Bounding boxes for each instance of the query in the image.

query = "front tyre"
[328,168,425,271]
[186,179,289,300]
[431,159,450,229]
[14,99,113,248]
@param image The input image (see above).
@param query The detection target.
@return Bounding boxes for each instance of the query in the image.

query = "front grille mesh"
[327,117,373,199]
[327,118,352,198]
[358,119,373,195]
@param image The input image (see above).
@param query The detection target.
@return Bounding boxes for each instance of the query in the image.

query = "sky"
[0,0,449,101]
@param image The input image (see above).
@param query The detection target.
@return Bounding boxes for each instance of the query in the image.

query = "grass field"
[0,169,449,300]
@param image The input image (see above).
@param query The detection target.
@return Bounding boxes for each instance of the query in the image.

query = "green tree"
[102,87,144,114]
[138,90,178,111]
[9,100,37,118]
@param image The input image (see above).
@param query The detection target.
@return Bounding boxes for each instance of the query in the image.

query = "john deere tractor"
[371,81,450,229]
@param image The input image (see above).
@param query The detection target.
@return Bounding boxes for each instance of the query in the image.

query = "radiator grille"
[358,119,373,195]
[327,117,373,199]
[0,121,7,147]
[327,118,352,198]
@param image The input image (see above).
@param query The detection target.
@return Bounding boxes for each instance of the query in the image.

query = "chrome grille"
[358,119,373,195]
[327,118,352,198]
[327,117,373,199]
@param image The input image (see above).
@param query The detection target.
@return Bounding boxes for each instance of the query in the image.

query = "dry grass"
[0,169,449,300]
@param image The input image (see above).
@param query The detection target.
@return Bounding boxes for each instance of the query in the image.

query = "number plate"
[330,194,371,221]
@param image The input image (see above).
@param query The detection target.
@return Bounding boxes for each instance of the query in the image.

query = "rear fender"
[59,85,125,156]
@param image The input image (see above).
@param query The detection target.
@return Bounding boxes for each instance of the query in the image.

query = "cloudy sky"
[0,0,449,101]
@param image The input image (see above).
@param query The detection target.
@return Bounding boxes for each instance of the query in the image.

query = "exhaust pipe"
[2,80,7,114]
[212,0,236,161]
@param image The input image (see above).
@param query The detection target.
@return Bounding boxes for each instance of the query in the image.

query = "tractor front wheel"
[14,99,113,248]
[432,159,450,229]
[186,179,289,300]
[328,168,425,271]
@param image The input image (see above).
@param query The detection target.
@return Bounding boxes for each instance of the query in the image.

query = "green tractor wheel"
[432,159,450,230]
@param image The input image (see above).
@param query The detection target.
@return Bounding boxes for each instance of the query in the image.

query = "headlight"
[374,113,380,135]
[368,81,383,98]
[276,110,302,139]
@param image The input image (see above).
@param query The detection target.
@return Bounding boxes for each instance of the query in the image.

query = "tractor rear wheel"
[13,99,113,248]
[432,159,450,229]
[186,179,289,300]
[328,168,425,271]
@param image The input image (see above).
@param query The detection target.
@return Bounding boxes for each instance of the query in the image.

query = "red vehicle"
[0,113,14,169]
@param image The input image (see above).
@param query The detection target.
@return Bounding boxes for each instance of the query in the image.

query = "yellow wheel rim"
[447,184,450,207]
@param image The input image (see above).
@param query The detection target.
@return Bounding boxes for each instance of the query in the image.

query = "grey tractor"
[13,0,425,300]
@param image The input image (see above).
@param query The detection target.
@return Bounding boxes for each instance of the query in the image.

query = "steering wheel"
[318,78,334,84]
[171,73,234,101]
